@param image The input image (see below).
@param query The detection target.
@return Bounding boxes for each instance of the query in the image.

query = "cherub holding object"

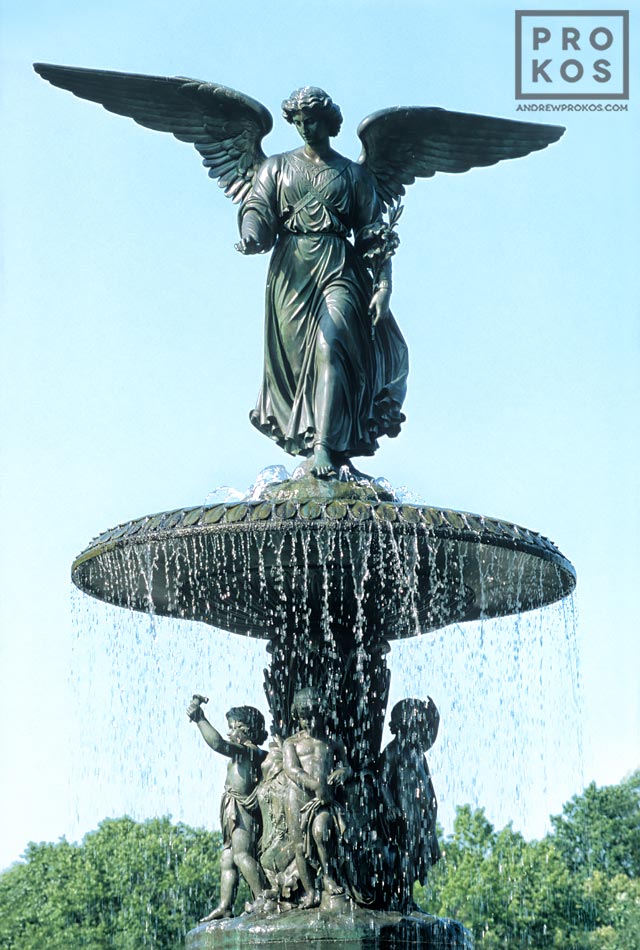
[187,695,268,920]
[283,687,352,908]
[380,697,441,912]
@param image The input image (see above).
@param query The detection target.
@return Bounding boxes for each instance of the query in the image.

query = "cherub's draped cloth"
[241,150,408,459]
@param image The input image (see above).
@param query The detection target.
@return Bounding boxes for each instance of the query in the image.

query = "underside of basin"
[72,495,575,640]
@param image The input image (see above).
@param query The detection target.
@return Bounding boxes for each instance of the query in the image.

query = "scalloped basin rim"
[73,498,569,565]
[71,498,576,639]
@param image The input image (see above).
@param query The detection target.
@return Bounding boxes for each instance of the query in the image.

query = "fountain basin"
[72,497,575,639]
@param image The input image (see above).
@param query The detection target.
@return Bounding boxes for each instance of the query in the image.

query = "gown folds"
[240,149,409,459]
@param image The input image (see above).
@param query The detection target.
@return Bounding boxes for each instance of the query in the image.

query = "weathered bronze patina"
[37,62,570,948]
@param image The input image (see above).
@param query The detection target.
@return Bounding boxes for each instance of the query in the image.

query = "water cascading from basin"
[72,488,575,765]
[69,474,576,944]
[68,577,581,863]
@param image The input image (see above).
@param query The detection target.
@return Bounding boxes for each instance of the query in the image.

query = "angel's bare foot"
[310,444,337,479]
[299,889,321,909]
[200,905,233,922]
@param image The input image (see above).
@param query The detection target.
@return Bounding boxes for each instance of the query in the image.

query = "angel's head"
[282,86,343,141]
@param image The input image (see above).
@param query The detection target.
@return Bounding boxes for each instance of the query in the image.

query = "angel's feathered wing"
[357,106,565,208]
[33,63,273,204]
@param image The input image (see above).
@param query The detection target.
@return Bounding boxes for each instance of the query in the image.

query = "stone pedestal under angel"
[35,65,564,478]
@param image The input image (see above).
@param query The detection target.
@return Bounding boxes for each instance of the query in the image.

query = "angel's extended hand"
[235,236,263,255]
[370,285,391,325]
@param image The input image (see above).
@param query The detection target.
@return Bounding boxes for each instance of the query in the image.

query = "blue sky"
[1,1,638,870]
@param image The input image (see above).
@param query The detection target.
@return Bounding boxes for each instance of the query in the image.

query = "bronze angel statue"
[34,65,564,478]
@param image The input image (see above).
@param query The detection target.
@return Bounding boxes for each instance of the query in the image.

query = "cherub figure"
[380,697,441,912]
[282,687,352,908]
[34,64,564,479]
[187,695,268,920]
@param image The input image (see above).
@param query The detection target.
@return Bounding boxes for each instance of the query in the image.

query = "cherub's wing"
[33,63,273,204]
[357,106,565,208]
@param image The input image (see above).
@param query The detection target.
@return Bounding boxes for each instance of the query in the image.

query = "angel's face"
[292,110,330,147]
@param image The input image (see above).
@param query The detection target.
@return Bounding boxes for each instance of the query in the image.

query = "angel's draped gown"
[240,148,409,460]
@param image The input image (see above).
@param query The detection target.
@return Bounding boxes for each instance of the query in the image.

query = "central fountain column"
[264,624,391,772]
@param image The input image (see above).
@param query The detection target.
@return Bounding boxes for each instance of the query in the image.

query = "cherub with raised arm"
[187,695,268,921]
[380,697,442,912]
[283,687,352,908]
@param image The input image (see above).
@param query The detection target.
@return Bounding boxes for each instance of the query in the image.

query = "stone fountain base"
[186,906,473,949]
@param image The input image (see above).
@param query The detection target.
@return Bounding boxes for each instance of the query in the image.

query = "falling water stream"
[68,469,582,853]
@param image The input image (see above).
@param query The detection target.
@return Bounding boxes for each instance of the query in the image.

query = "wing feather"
[358,106,564,208]
[33,63,273,203]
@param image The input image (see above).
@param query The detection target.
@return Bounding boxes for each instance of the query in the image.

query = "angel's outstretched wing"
[33,63,273,204]
[357,107,565,208]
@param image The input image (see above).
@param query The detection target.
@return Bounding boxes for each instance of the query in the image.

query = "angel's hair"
[226,705,268,744]
[389,698,439,748]
[281,87,343,137]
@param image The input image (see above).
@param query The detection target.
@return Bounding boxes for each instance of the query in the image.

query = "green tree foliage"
[419,807,582,948]
[1,774,638,948]
[417,772,640,949]
[551,770,640,879]
[0,817,224,949]
[580,872,640,950]
[553,770,640,950]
